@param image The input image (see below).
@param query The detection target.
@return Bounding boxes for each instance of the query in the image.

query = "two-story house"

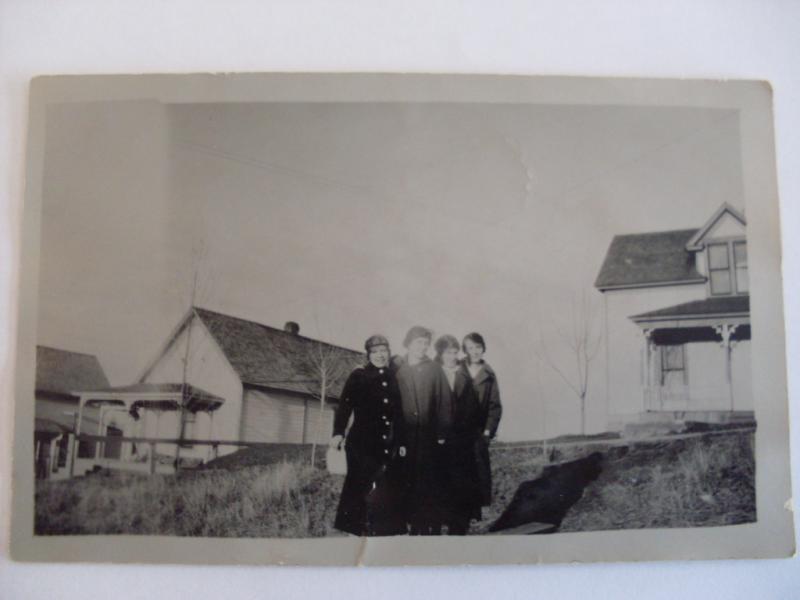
[594,203,754,431]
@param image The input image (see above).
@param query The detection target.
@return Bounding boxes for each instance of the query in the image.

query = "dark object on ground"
[489,452,604,533]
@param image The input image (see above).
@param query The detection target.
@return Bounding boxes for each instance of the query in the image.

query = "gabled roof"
[140,308,364,400]
[36,345,110,396]
[595,228,705,291]
[631,296,749,321]
[685,202,746,251]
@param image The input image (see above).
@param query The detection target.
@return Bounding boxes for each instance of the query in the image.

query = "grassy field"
[34,430,755,536]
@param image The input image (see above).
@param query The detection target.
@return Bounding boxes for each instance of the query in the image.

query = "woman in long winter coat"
[392,325,453,535]
[331,335,407,536]
[462,332,503,508]
[434,335,483,535]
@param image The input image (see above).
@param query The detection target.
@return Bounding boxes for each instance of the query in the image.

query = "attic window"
[708,240,748,296]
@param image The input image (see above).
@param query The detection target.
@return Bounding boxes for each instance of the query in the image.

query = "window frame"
[659,344,687,386]
[705,237,748,297]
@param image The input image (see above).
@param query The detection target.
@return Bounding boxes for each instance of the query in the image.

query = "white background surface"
[1,1,798,598]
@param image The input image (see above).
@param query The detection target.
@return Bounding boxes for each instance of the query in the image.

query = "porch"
[631,295,751,417]
[69,382,224,477]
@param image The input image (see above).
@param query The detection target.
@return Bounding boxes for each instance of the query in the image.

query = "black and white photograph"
[9,73,793,565]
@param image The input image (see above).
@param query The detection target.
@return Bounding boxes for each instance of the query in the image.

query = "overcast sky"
[37,99,744,440]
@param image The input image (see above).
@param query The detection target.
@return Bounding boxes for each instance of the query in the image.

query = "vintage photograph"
[11,74,793,565]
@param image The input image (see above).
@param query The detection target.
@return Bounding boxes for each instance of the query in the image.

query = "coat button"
[383,398,389,404]
[381,381,388,387]
[379,369,384,374]
[383,449,389,455]
[382,435,387,440]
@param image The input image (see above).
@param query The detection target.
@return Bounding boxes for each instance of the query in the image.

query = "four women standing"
[332,327,502,536]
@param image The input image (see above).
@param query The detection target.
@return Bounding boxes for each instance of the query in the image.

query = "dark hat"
[364,334,390,353]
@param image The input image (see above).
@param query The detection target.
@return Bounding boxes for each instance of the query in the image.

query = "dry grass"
[559,432,756,531]
[36,460,344,537]
[35,431,755,537]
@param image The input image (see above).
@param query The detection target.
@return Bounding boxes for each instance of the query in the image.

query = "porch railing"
[66,434,315,477]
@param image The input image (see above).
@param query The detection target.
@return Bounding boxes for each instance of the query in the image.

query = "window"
[660,344,686,386]
[734,240,748,293]
[707,240,748,296]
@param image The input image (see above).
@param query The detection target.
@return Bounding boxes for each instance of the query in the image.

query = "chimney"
[284,321,300,335]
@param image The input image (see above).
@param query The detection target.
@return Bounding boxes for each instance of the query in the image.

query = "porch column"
[68,396,87,477]
[49,435,61,475]
[642,328,656,410]
[120,399,133,461]
[714,323,739,411]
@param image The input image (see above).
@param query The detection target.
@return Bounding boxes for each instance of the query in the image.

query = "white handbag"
[326,445,347,475]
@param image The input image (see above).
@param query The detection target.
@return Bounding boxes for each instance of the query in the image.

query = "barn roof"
[36,345,110,396]
[193,308,364,399]
[631,295,750,321]
[595,228,706,291]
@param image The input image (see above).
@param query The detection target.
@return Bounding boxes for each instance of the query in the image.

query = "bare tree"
[296,341,357,468]
[535,290,602,436]
[175,237,217,472]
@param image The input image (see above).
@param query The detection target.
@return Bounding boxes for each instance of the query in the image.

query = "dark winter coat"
[468,361,503,506]
[332,362,407,536]
[391,354,453,531]
[440,365,484,524]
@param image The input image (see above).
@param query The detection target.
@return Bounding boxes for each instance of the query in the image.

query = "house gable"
[138,310,244,442]
[685,203,746,251]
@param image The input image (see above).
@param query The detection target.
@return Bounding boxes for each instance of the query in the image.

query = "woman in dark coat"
[331,335,407,536]
[462,332,503,507]
[392,325,453,535]
[434,335,483,535]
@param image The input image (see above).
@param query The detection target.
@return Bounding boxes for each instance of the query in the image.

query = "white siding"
[731,340,754,411]
[303,401,336,445]
[685,341,729,409]
[242,388,335,444]
[704,212,746,240]
[142,315,243,454]
[601,284,707,418]
[602,285,754,420]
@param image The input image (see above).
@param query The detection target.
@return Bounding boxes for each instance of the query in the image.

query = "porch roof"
[79,383,224,412]
[34,417,71,436]
[631,295,749,328]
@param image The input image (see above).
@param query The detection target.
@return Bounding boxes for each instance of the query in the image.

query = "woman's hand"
[330,434,344,451]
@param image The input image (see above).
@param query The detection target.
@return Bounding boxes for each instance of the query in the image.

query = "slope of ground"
[34,430,755,536]
[559,431,755,531]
